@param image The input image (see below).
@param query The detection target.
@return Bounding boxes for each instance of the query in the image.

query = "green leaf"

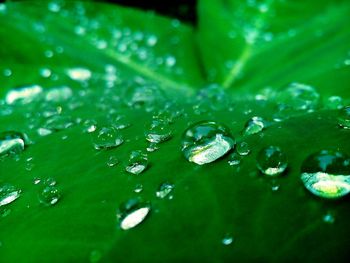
[198,0,350,97]
[1,1,350,262]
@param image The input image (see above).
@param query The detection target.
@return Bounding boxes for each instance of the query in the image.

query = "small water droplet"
[222,234,234,246]
[323,212,335,224]
[301,150,350,199]
[278,83,320,112]
[156,182,174,199]
[228,152,242,166]
[145,119,172,144]
[244,116,265,135]
[38,186,61,206]
[181,121,235,165]
[125,151,148,175]
[134,184,143,193]
[45,86,72,102]
[257,146,288,176]
[237,141,250,156]
[0,184,21,206]
[338,106,350,129]
[107,156,119,167]
[92,126,124,150]
[117,199,151,230]
[0,131,26,157]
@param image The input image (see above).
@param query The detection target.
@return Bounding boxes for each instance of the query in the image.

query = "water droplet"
[0,131,26,157]
[244,116,265,135]
[222,234,234,246]
[237,141,250,156]
[134,184,143,193]
[45,86,73,102]
[0,184,21,206]
[38,186,61,206]
[228,152,242,166]
[338,106,350,129]
[146,35,158,46]
[257,146,288,176]
[125,151,148,175]
[92,126,124,150]
[66,68,91,82]
[181,121,235,165]
[301,150,350,199]
[43,115,75,132]
[107,156,119,167]
[278,83,320,112]
[117,199,151,230]
[323,212,335,224]
[325,96,343,110]
[156,182,174,199]
[145,120,172,144]
[165,55,176,68]
[5,85,42,105]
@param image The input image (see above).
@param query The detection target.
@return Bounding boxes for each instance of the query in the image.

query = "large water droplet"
[117,199,151,230]
[301,150,350,199]
[92,126,124,150]
[38,186,61,206]
[0,184,21,206]
[244,116,265,135]
[0,131,26,157]
[125,150,148,175]
[181,121,235,165]
[338,106,350,129]
[257,146,288,176]
[5,85,42,105]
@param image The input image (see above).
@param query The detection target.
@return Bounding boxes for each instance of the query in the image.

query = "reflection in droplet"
[257,146,288,176]
[117,199,151,230]
[301,150,350,199]
[0,184,21,206]
[181,121,235,165]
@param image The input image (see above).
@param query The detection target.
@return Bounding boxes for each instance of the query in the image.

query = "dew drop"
[117,199,151,230]
[323,212,335,224]
[0,184,21,207]
[66,68,92,82]
[92,126,124,150]
[125,150,148,175]
[145,119,172,144]
[45,86,73,102]
[181,121,235,165]
[134,184,143,193]
[228,152,242,166]
[38,186,61,206]
[338,106,350,129]
[237,141,250,156]
[222,234,234,246]
[156,182,174,199]
[278,83,320,112]
[5,85,42,105]
[243,116,265,135]
[301,150,350,199]
[0,131,26,157]
[107,156,119,167]
[256,146,288,176]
